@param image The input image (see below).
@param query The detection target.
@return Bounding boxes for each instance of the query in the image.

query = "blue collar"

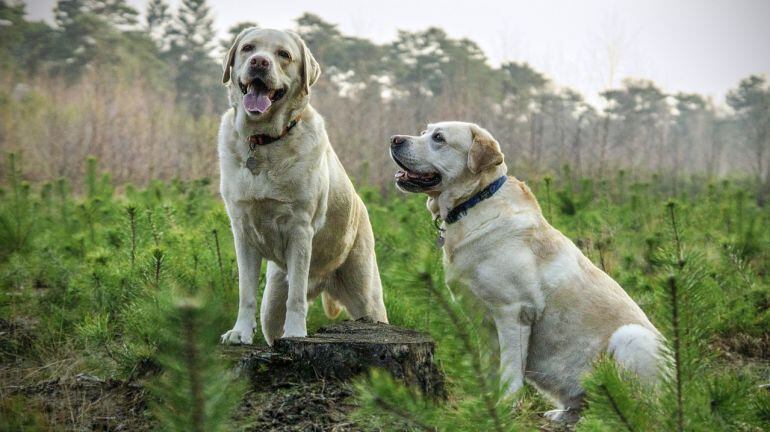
[445,176,507,224]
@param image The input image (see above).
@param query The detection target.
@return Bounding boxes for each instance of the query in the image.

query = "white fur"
[391,121,664,422]
[609,324,663,384]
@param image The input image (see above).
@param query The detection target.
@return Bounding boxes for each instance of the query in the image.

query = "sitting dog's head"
[389,122,506,196]
[222,28,320,133]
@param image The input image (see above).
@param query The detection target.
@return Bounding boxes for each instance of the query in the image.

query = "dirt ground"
[0,318,392,431]
[2,369,359,432]
[235,380,359,432]
[2,317,769,431]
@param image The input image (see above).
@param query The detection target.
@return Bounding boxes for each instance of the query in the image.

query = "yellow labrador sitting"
[389,122,663,422]
[218,28,387,346]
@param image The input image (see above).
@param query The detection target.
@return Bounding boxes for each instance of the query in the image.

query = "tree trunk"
[224,319,446,399]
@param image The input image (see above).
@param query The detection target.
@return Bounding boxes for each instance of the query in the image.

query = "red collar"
[247,118,300,150]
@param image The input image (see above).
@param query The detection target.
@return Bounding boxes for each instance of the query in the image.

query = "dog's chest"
[240,199,295,256]
[442,224,540,305]
[224,150,319,202]
[223,157,282,199]
[223,168,313,259]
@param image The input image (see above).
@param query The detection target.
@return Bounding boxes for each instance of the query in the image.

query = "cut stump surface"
[224,319,445,398]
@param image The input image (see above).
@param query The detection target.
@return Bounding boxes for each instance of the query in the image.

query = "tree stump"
[224,319,445,399]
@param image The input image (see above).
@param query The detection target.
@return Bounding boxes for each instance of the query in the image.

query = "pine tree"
[149,297,243,432]
[167,0,217,117]
[727,75,770,204]
[52,0,138,76]
[579,358,656,431]
[89,0,137,29]
[53,0,101,70]
[145,0,171,49]
[0,1,52,72]
[578,201,769,431]
[220,21,258,55]
[354,263,518,432]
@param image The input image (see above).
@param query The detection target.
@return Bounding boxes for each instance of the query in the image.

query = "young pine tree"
[579,202,768,431]
[149,297,243,432]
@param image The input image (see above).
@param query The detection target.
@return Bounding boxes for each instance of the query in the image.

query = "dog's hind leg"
[326,222,387,323]
[321,291,343,319]
[260,262,288,346]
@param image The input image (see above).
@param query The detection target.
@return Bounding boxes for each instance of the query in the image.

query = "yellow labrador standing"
[218,28,387,346]
[389,122,663,422]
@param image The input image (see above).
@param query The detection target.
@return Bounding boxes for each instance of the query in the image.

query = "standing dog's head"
[222,28,320,134]
[389,121,506,195]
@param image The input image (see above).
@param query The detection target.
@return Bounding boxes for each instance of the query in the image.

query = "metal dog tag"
[433,216,446,248]
[245,157,259,175]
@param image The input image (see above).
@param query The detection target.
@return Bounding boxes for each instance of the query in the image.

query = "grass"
[1,155,769,430]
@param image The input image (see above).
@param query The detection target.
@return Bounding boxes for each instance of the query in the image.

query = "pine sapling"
[127,206,137,267]
[419,272,505,432]
[544,176,553,221]
[657,201,709,431]
[3,152,33,254]
[598,383,634,432]
[579,356,655,431]
[86,156,98,199]
[56,177,69,224]
[211,229,227,292]
[152,248,164,289]
[667,275,684,432]
[149,297,243,432]
[147,209,162,247]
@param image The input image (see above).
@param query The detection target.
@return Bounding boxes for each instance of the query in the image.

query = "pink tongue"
[243,90,271,113]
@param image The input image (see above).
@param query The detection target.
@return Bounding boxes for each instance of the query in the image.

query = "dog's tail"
[321,291,343,319]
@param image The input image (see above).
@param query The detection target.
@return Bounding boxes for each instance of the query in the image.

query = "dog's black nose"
[391,135,407,147]
[249,55,270,69]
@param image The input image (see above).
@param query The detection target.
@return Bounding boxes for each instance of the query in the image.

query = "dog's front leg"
[221,221,263,345]
[282,225,314,338]
[493,303,534,397]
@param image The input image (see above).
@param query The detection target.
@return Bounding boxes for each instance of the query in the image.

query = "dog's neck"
[431,164,509,221]
[246,116,301,148]
[233,92,309,139]
[230,102,311,152]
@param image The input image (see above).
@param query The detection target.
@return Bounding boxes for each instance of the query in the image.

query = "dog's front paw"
[282,311,307,338]
[544,408,579,423]
[220,322,255,345]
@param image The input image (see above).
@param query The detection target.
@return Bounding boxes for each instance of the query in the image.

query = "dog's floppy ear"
[467,124,504,174]
[222,27,257,85]
[288,31,321,94]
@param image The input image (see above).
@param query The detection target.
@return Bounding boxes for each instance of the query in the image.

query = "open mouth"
[239,77,286,115]
[392,155,441,191]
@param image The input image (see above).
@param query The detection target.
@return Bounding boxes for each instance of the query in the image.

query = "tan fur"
[321,291,343,319]
[219,29,387,346]
[467,124,504,174]
[287,32,321,94]
[221,27,245,84]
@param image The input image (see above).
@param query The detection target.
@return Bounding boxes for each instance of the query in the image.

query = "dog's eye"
[277,49,292,60]
[432,132,445,143]
[241,44,254,53]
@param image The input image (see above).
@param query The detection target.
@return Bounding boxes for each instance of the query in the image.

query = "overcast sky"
[24,0,770,105]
